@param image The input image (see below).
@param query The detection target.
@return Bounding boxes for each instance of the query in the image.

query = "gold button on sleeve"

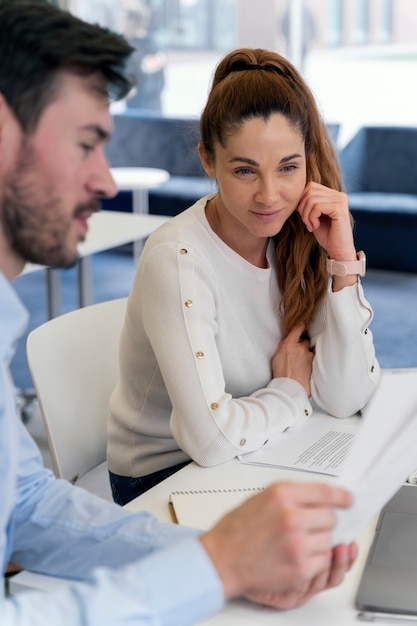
[210,402,219,410]
[179,248,188,255]
[185,299,193,308]
[196,351,204,359]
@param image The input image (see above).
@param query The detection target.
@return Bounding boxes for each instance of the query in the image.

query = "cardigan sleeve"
[309,280,380,418]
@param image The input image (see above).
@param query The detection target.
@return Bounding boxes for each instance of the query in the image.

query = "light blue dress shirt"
[0,273,224,625]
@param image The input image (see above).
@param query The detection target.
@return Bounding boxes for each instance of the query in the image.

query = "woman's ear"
[198,141,216,179]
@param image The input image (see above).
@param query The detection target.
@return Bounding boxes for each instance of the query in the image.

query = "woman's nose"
[255,176,278,205]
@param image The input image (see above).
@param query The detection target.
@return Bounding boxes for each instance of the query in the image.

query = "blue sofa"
[339,126,417,272]
[104,111,216,217]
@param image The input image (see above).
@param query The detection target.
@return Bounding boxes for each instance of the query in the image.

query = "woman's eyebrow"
[280,153,303,163]
[228,156,259,166]
[228,153,303,166]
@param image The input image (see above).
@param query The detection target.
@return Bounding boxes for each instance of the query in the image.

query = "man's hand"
[245,542,358,609]
[199,482,354,607]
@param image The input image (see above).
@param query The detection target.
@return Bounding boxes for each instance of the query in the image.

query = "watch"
[326,251,366,277]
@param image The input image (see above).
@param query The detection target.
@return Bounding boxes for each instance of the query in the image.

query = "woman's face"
[201,113,307,258]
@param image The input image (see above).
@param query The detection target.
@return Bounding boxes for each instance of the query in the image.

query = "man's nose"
[89,151,118,199]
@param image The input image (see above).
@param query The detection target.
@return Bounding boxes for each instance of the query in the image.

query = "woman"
[107,48,380,505]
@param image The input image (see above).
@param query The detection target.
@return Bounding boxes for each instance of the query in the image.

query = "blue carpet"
[361,269,417,369]
[10,251,417,392]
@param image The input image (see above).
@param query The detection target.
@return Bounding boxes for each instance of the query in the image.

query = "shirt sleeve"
[309,279,380,417]
[4,539,223,626]
[139,242,312,467]
[5,420,224,626]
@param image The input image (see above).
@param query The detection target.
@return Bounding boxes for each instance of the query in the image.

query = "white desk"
[124,460,382,626]
[7,458,380,623]
[22,210,168,319]
[11,365,413,624]
[110,167,170,258]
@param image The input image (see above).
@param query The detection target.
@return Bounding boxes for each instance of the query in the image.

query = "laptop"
[356,483,417,620]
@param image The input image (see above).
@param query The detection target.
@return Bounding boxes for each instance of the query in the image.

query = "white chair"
[26,297,128,501]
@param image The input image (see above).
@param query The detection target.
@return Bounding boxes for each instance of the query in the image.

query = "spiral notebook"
[168,488,264,530]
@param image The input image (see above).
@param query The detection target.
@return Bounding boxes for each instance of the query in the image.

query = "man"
[0,1,356,623]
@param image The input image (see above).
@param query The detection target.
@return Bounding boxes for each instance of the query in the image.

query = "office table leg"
[46,268,62,319]
[132,188,148,261]
[77,256,93,308]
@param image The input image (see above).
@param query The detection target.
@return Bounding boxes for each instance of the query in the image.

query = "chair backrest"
[26,298,127,484]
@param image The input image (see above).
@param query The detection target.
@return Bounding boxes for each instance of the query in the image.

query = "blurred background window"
[64,0,417,143]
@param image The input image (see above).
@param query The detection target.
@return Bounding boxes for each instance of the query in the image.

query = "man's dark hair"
[0,0,134,131]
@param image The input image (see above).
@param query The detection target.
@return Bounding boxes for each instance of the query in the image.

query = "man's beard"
[1,160,100,269]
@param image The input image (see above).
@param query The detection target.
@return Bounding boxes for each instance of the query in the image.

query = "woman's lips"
[251,209,282,222]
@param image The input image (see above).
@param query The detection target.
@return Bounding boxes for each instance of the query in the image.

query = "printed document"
[240,368,417,546]
[334,368,417,545]
[239,410,361,475]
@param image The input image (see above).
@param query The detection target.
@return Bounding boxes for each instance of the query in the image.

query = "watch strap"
[326,251,366,277]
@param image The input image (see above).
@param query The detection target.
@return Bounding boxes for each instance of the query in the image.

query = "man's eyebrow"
[81,124,111,142]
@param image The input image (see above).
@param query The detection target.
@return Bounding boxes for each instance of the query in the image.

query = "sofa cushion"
[104,112,215,217]
[348,193,417,272]
[102,176,216,218]
[148,176,216,216]
[106,112,204,177]
[339,126,417,194]
[349,192,417,214]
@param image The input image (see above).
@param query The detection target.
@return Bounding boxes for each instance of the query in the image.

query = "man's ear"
[0,92,12,145]
[0,92,22,171]
[198,141,216,179]
[0,92,7,142]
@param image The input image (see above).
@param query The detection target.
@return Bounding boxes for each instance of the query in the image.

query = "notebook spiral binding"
[170,487,264,495]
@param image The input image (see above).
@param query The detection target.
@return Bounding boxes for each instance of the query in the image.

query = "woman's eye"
[281,164,298,172]
[235,167,254,175]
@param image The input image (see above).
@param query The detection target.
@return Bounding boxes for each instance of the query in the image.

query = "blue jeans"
[109,461,191,505]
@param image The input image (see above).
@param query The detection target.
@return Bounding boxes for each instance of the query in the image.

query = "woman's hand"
[296,182,359,290]
[271,323,313,396]
[296,181,356,261]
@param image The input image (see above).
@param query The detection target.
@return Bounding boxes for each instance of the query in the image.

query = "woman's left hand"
[296,181,356,260]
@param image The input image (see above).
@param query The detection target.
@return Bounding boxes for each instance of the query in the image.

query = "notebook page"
[169,488,264,530]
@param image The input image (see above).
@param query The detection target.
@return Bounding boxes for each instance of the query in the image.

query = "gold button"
[304,409,309,416]
[180,248,188,255]
[185,299,193,308]
[196,351,204,359]
[240,438,247,446]
[210,402,219,410]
